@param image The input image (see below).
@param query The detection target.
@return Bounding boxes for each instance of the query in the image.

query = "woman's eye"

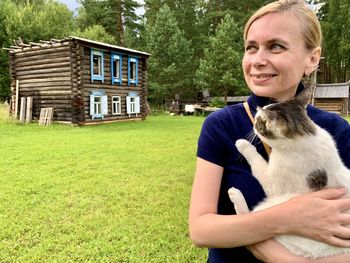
[245,45,257,52]
[270,44,285,52]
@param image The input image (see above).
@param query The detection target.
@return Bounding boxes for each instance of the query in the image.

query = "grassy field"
[0,105,207,262]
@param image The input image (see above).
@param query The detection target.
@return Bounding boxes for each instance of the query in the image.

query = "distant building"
[5,36,150,125]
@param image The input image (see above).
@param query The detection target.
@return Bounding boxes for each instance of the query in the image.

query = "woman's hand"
[276,187,350,247]
[248,238,350,263]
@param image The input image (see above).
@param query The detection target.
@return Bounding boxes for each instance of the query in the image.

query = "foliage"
[0,0,75,99]
[196,14,247,103]
[77,0,141,46]
[209,97,225,108]
[320,0,350,82]
[0,110,206,262]
[71,25,116,44]
[0,0,349,102]
[146,4,194,105]
[4,0,74,43]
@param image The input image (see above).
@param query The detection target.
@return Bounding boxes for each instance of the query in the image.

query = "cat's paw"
[228,187,243,204]
[235,139,255,154]
[228,187,250,214]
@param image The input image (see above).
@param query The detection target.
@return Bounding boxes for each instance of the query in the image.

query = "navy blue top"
[196,88,350,263]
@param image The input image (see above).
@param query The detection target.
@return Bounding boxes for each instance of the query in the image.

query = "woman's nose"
[251,49,268,67]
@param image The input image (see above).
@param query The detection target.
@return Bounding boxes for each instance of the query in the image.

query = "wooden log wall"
[11,42,73,122]
[7,37,149,124]
[80,44,148,123]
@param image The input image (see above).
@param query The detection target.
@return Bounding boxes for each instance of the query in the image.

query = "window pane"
[93,55,101,75]
[113,58,120,78]
[130,61,136,80]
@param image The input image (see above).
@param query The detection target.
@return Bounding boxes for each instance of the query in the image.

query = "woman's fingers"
[310,187,347,200]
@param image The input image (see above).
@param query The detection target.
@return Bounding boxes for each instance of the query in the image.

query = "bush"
[209,97,225,108]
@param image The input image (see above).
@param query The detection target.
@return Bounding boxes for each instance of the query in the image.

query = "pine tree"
[196,14,246,104]
[146,4,193,106]
[78,0,141,46]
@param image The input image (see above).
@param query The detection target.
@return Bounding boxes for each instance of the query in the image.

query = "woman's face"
[242,12,320,101]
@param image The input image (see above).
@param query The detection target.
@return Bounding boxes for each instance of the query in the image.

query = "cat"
[228,87,350,259]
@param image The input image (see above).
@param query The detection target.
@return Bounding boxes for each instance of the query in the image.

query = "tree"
[146,4,193,106]
[196,14,246,104]
[0,0,75,99]
[321,0,350,82]
[71,25,116,44]
[77,0,141,46]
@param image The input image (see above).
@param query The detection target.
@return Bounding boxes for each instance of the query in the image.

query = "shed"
[313,82,349,115]
[5,36,150,125]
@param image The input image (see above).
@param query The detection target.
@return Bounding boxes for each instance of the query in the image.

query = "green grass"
[0,105,207,262]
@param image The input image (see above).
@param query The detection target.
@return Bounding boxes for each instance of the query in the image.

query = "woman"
[188,0,350,262]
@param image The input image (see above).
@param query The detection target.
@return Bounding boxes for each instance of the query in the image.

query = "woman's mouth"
[250,74,277,83]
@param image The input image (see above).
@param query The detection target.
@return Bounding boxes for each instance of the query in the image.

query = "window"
[94,96,102,115]
[129,97,136,113]
[90,90,108,119]
[128,57,138,86]
[112,96,121,115]
[91,49,104,82]
[126,92,140,115]
[111,53,122,85]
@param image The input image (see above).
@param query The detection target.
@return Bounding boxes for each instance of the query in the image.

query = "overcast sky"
[57,0,145,15]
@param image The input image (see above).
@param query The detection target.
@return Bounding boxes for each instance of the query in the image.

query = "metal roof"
[70,36,151,57]
[314,82,350,98]
[4,36,151,57]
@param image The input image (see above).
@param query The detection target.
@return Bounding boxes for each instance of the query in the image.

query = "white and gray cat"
[228,87,350,259]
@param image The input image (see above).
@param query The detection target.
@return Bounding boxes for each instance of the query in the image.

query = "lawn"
[0,105,207,262]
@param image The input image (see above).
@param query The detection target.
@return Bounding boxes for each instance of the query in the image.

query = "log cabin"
[5,36,150,125]
[313,82,349,116]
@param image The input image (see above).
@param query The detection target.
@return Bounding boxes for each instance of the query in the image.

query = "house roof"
[314,82,350,98]
[69,36,151,57]
[4,36,151,57]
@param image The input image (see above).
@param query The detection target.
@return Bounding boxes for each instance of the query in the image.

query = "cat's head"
[254,87,316,146]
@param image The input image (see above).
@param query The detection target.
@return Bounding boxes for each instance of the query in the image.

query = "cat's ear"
[295,86,312,108]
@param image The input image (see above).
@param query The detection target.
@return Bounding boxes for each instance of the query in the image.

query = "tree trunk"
[116,0,125,46]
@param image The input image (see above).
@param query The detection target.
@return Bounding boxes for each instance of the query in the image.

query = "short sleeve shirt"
[197,90,350,263]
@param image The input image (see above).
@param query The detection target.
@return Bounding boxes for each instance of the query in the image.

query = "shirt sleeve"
[335,118,350,168]
[196,111,229,167]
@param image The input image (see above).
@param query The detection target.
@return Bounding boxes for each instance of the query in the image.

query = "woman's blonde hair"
[243,0,322,50]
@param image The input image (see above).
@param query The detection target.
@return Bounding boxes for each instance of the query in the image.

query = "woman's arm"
[248,239,350,263]
[189,158,350,248]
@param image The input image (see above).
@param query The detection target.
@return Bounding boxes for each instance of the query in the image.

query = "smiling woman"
[242,12,321,101]
[188,0,350,263]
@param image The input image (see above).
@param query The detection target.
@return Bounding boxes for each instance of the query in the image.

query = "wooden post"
[26,97,33,123]
[15,80,19,119]
[19,97,26,122]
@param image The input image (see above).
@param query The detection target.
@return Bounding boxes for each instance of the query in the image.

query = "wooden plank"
[15,80,19,119]
[15,57,70,68]
[39,108,54,126]
[17,72,71,80]
[15,67,71,76]
[15,61,70,71]
[13,44,69,56]
[26,97,33,123]
[19,97,26,122]
[14,51,70,64]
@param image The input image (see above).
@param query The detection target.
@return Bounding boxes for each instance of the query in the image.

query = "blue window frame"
[111,53,122,85]
[128,57,138,86]
[91,49,104,82]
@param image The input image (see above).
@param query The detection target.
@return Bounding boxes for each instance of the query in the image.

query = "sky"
[57,0,145,16]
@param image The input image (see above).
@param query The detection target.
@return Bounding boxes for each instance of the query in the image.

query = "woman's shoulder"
[203,103,246,127]
[307,105,350,131]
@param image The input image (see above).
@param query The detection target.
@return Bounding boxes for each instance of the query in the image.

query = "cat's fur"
[228,87,350,259]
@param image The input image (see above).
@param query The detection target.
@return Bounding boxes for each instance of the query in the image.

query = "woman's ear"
[304,47,322,76]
